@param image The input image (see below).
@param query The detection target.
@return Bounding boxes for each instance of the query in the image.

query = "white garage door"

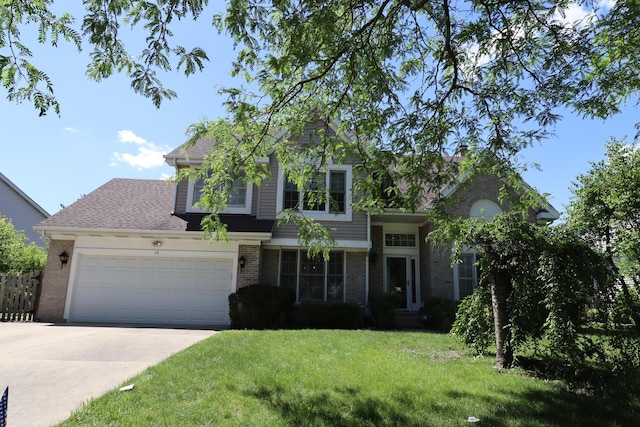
[69,255,233,325]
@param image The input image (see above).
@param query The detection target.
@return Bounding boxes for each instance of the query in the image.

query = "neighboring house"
[0,172,49,246]
[34,121,559,326]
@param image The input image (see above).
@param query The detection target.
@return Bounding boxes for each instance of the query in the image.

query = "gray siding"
[174,179,189,215]
[272,212,368,241]
[257,153,279,219]
[0,179,48,245]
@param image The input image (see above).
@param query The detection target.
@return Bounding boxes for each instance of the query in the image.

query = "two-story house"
[1,172,49,246]
[34,121,558,326]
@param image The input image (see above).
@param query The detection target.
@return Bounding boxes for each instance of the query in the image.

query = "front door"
[386,256,419,311]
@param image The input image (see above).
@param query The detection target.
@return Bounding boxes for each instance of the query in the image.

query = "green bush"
[0,214,46,273]
[228,284,295,329]
[451,286,494,355]
[611,287,639,325]
[423,297,460,332]
[299,301,362,329]
[368,291,402,330]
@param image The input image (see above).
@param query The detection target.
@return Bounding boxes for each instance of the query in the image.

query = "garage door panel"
[70,255,233,325]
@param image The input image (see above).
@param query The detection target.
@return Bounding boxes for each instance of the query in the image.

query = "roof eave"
[34,226,272,242]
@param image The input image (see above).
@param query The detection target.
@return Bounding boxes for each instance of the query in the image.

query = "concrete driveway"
[0,322,219,427]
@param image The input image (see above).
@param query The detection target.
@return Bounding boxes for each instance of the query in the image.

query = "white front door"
[385,256,420,311]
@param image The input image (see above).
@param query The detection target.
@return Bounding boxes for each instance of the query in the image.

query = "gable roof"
[0,172,49,217]
[36,179,186,232]
[35,178,276,237]
[163,125,559,223]
[164,137,215,165]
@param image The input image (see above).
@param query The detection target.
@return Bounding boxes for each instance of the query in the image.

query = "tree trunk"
[606,252,640,334]
[490,268,513,369]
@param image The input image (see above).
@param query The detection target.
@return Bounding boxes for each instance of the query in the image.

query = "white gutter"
[34,226,273,242]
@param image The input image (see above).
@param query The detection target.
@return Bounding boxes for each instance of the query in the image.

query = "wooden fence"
[0,271,42,322]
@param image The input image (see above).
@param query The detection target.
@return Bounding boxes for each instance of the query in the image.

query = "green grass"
[58,330,639,426]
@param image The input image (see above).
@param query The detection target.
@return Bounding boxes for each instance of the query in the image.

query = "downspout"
[365,212,371,303]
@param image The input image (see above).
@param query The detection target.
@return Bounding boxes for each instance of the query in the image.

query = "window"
[279,250,345,302]
[277,164,352,221]
[329,171,346,213]
[303,174,326,211]
[283,180,299,209]
[188,170,252,214]
[227,174,247,207]
[456,253,479,300]
[385,233,417,247]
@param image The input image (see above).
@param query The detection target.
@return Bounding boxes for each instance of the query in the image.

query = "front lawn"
[58,330,638,426]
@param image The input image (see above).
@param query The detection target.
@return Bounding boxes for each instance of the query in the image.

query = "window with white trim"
[384,233,417,247]
[279,250,345,302]
[277,164,352,221]
[456,253,479,300]
[187,170,252,214]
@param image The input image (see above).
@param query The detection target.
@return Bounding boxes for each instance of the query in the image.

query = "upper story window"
[277,164,352,221]
[187,170,252,214]
[470,199,502,220]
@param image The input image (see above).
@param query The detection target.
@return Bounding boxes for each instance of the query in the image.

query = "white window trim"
[453,248,478,301]
[276,163,353,222]
[186,176,253,214]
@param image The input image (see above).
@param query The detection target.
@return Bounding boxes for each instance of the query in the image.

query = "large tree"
[3,3,638,182]
[567,138,640,331]
[433,213,611,369]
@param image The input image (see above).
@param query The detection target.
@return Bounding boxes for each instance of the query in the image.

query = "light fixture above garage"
[239,255,246,272]
[151,240,163,247]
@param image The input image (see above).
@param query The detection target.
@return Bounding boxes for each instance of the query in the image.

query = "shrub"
[228,284,295,329]
[368,291,402,330]
[423,297,459,333]
[299,301,362,329]
[451,286,494,354]
[611,287,639,325]
[0,214,46,273]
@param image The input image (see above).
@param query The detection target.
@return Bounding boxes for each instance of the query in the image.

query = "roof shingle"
[37,179,186,231]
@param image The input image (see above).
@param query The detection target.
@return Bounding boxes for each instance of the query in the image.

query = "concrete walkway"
[0,322,218,427]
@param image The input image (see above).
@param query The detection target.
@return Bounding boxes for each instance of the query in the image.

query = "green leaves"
[0,214,46,274]
[567,137,640,331]
[83,0,210,108]
[1,0,211,115]
[1,0,80,115]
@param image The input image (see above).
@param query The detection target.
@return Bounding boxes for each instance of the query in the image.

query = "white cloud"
[63,127,78,133]
[117,129,147,145]
[553,1,616,27]
[111,130,171,170]
[464,1,616,72]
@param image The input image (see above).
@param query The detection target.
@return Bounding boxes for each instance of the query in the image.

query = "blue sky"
[1,1,636,219]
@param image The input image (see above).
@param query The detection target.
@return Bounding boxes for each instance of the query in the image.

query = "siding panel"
[272,212,368,241]
[174,180,189,214]
[0,180,48,245]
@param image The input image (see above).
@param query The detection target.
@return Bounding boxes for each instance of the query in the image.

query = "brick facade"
[427,173,507,300]
[369,225,384,294]
[37,239,74,322]
[237,244,261,288]
[345,252,366,302]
